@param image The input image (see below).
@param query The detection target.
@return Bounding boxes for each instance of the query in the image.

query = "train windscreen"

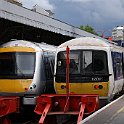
[56,50,109,82]
[0,52,35,79]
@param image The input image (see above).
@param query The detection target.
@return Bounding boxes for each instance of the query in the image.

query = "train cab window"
[93,59,104,71]
[56,50,108,83]
[82,51,108,74]
[82,51,92,72]
[57,51,80,75]
[15,52,35,77]
[93,51,107,73]
[69,51,80,74]
[0,53,14,75]
[57,52,66,74]
[0,52,35,79]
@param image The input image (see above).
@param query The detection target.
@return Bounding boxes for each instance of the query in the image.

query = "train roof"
[0,40,57,52]
[35,42,57,52]
[58,37,117,48]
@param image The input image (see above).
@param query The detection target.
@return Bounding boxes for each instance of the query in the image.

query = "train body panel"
[0,40,56,105]
[0,79,32,93]
[55,82,109,97]
[25,52,45,95]
[54,37,124,102]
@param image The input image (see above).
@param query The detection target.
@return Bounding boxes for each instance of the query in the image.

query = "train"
[0,40,56,105]
[54,37,124,103]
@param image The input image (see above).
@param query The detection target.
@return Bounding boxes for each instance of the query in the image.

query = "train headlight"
[30,87,33,89]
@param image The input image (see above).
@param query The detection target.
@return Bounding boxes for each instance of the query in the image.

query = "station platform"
[80,95,124,124]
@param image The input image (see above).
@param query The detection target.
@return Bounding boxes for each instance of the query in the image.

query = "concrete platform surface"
[80,95,124,124]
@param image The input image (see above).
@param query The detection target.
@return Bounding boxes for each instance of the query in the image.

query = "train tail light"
[94,85,103,89]
[94,85,99,89]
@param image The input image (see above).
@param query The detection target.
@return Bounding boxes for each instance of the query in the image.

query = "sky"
[18,0,124,36]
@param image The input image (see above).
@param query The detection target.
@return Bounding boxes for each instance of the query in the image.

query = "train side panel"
[109,48,124,98]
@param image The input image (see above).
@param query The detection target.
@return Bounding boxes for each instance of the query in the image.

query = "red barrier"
[0,97,20,124]
[34,94,99,124]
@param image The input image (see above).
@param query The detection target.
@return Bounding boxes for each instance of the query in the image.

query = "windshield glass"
[82,51,108,74]
[56,50,108,82]
[0,52,35,79]
[57,51,80,74]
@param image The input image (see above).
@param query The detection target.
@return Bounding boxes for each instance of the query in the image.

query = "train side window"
[112,52,123,80]
[122,53,124,77]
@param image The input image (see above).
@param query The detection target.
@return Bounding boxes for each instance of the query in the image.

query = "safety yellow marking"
[0,47,35,52]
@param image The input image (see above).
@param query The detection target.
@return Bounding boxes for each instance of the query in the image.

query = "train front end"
[54,38,111,105]
[0,46,35,96]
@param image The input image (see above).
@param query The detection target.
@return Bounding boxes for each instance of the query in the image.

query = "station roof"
[0,0,97,39]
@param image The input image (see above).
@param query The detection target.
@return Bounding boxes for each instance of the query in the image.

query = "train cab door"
[111,52,124,94]
[121,52,124,91]
[44,53,55,93]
